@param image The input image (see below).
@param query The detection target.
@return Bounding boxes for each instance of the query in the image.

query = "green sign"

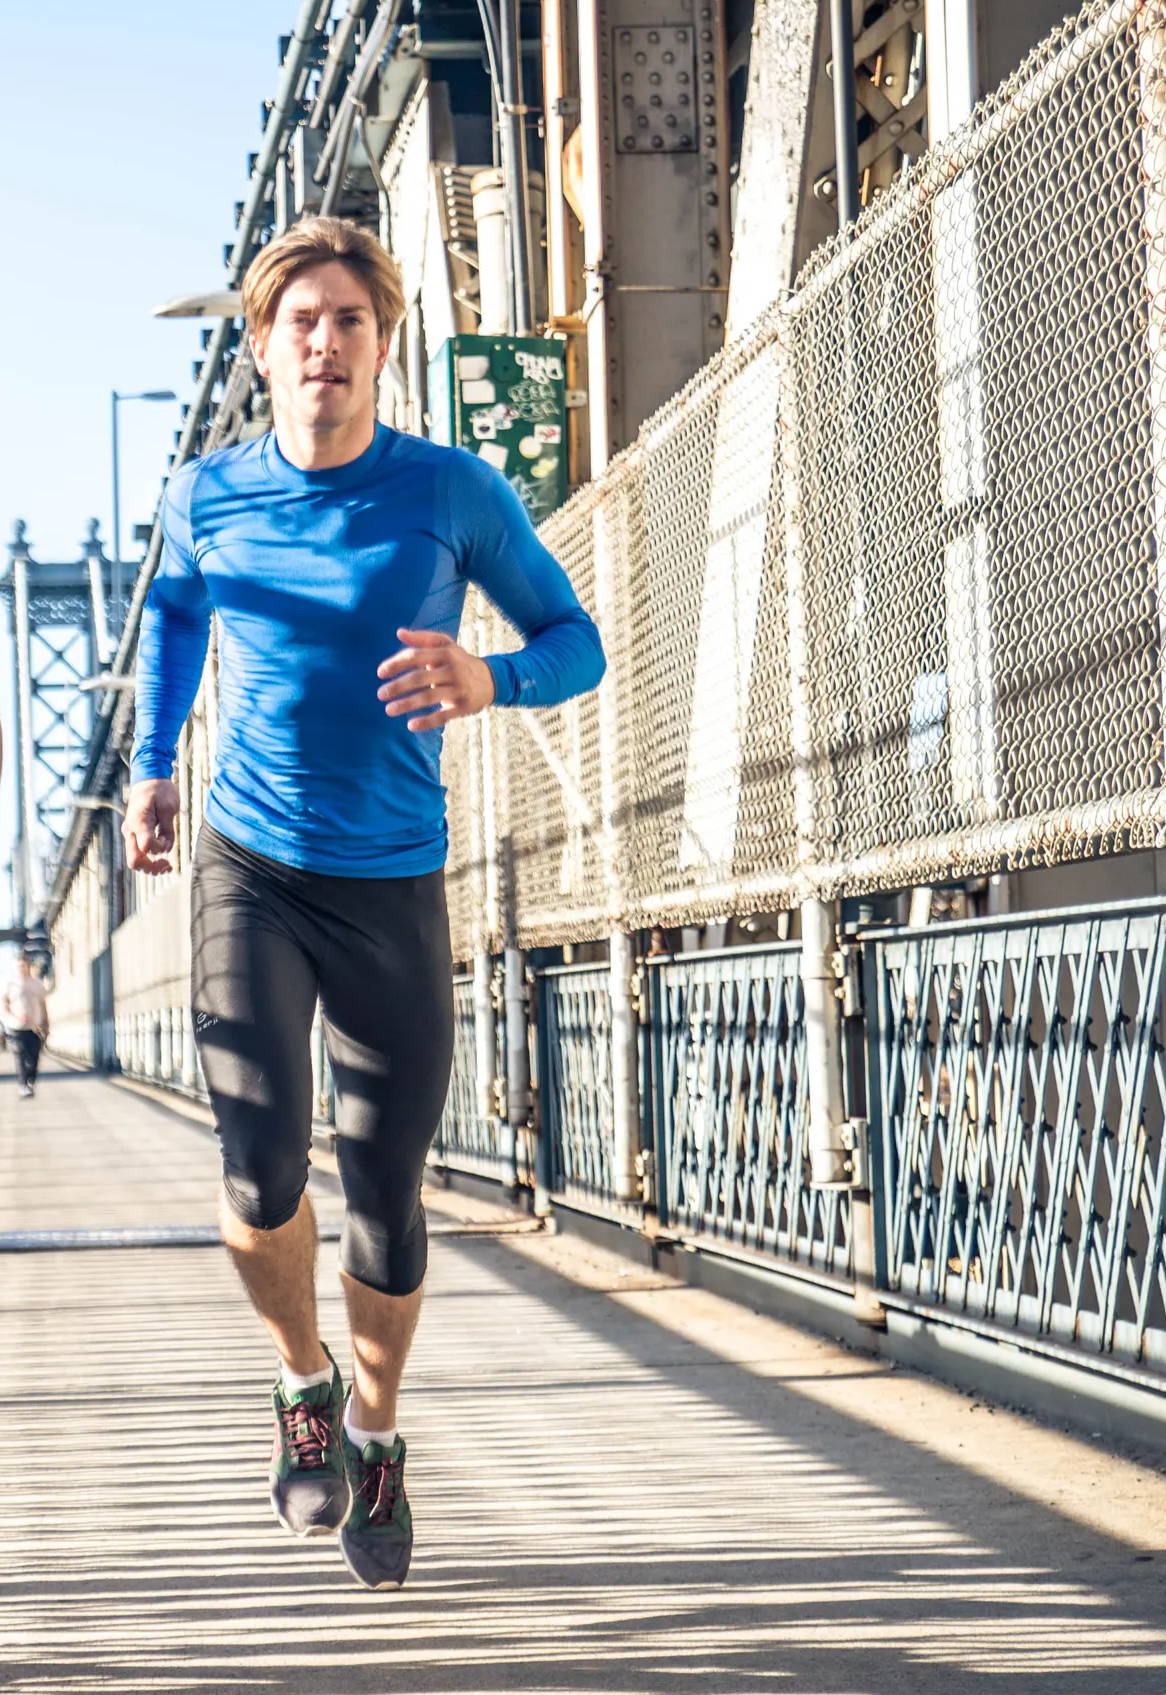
[428,333,568,524]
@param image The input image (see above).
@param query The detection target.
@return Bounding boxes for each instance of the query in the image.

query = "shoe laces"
[358,1451,404,1524]
[279,1399,334,1469]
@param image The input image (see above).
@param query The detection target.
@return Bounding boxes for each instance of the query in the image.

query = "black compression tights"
[191,824,454,1296]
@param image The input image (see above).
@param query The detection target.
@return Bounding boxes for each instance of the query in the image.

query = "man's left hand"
[377,628,496,732]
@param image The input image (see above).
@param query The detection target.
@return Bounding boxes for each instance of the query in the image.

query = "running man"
[123,216,605,1590]
[4,956,49,1099]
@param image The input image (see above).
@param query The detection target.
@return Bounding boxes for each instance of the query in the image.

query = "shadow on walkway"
[0,1077,1164,1693]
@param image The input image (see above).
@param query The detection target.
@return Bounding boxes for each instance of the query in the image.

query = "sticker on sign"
[534,424,562,445]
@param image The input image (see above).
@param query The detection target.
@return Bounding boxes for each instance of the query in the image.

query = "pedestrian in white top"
[4,957,49,1098]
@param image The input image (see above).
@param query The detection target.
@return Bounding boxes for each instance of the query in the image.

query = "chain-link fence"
[445,0,1166,961]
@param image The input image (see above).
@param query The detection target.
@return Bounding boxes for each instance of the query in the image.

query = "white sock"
[344,1401,398,1450]
[281,1359,334,1395]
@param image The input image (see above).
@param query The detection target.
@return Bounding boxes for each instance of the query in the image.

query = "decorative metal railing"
[535,963,621,1206]
[865,900,1166,1371]
[647,945,852,1279]
[434,972,513,1180]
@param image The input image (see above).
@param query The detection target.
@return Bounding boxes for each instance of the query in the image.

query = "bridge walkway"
[3,1061,1166,1692]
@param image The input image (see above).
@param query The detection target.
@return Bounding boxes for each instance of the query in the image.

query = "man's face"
[251,260,387,438]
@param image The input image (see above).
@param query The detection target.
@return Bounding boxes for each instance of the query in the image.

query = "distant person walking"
[4,957,49,1099]
[123,216,605,1590]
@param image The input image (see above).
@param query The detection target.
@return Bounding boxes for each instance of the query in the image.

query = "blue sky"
[0,1,305,920]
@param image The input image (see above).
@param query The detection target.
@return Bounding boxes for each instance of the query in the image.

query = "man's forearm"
[130,601,211,783]
[485,607,606,709]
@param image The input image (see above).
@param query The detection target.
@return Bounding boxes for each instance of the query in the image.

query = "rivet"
[649,70,661,83]
[635,50,647,63]
[622,71,633,83]
[678,70,690,83]
[705,191,718,205]
[648,29,660,41]
[679,92,690,105]
[651,134,663,148]
[620,28,631,40]
[709,313,723,328]
[650,93,662,106]
[624,135,636,147]
[663,50,674,63]
[623,93,633,106]
[665,114,678,127]
[637,113,649,126]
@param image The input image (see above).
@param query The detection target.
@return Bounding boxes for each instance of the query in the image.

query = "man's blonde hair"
[242,216,405,344]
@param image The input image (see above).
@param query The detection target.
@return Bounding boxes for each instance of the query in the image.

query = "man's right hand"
[123,779,181,876]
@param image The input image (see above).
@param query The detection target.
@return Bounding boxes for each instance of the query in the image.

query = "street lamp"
[152,289,242,319]
[111,389,177,626]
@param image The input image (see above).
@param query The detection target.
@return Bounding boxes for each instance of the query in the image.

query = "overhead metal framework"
[2,520,115,922]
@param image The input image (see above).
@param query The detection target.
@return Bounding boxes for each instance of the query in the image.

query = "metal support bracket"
[839,1117,871,1190]
[635,1147,656,1205]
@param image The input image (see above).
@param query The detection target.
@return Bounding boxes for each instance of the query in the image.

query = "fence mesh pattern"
[444,0,1166,959]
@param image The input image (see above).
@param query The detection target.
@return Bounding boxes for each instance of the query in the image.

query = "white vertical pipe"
[576,0,612,470]
[472,170,513,335]
[609,930,639,1201]
[801,895,848,1186]
[592,491,641,1202]
[474,951,496,1127]
[504,945,528,1186]
[780,332,848,1188]
[542,0,573,323]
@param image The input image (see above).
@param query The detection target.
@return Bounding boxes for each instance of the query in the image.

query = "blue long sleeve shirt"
[130,423,606,876]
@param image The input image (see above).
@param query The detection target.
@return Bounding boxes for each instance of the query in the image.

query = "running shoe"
[269,1349,351,1537]
[339,1427,413,1589]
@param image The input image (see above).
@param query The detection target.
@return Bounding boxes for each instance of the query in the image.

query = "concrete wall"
[110,873,191,1017]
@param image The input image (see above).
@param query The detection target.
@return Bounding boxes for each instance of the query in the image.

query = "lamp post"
[111,389,176,627]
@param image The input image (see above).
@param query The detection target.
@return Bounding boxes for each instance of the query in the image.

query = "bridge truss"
[2,520,116,924]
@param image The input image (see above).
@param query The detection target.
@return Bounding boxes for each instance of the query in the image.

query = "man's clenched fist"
[123,779,180,876]
[377,627,496,731]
